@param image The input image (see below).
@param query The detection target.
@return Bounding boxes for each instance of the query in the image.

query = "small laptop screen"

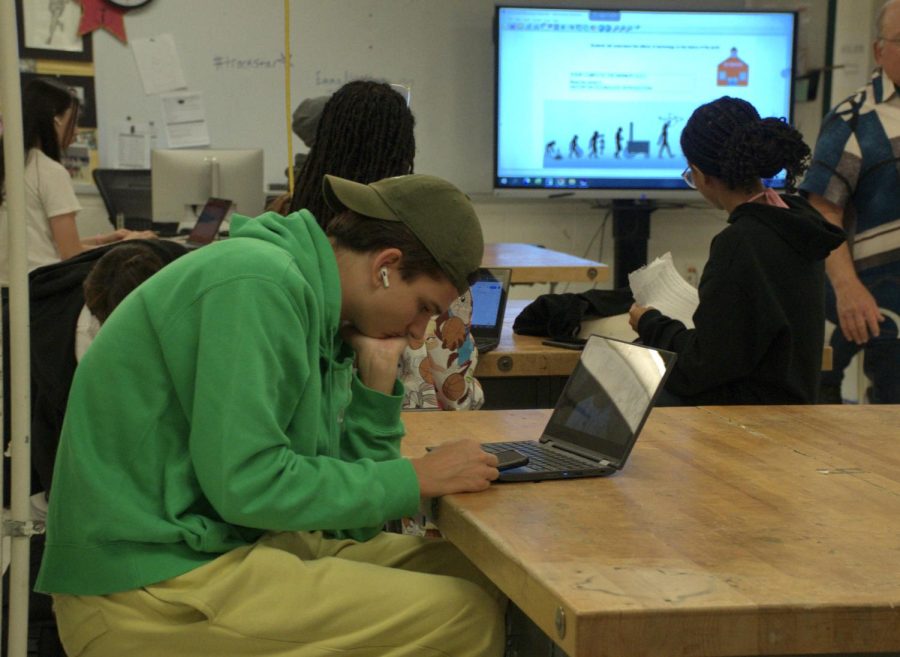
[545,336,676,467]
[470,268,511,336]
[189,198,232,245]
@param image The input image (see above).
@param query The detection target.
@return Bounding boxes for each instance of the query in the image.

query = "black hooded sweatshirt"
[6,239,187,499]
[637,195,845,405]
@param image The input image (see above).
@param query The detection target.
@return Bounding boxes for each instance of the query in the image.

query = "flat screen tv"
[494,6,797,199]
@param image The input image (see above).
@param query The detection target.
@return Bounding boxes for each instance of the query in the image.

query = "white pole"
[0,1,34,655]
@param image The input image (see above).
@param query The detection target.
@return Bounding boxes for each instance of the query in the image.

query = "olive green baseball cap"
[323,174,484,293]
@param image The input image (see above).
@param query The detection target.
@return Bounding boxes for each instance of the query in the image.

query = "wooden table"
[482,243,609,284]
[476,299,582,379]
[401,405,900,657]
[475,299,579,408]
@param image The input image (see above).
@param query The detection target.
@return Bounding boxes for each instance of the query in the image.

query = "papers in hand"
[628,253,699,328]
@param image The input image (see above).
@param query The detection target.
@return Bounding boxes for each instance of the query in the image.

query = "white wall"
[91,0,759,194]
[471,197,725,299]
[77,0,882,306]
[831,0,880,105]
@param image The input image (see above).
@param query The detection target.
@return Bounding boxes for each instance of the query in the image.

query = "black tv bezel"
[492,5,799,200]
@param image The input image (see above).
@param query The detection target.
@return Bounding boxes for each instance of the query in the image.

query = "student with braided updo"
[628,96,846,405]
[288,79,485,410]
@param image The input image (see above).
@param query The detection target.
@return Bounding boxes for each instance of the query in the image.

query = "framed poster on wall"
[16,0,93,62]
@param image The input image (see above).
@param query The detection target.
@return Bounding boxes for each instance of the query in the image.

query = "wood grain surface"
[482,243,609,284]
[400,405,900,657]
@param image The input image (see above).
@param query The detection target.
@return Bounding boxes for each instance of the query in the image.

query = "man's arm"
[806,192,884,344]
[340,325,498,496]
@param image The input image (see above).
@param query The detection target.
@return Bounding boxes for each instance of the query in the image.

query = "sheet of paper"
[161,92,210,148]
[113,120,151,168]
[628,252,699,328]
[131,34,187,95]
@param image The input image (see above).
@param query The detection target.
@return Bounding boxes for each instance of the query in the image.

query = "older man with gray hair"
[800,0,900,403]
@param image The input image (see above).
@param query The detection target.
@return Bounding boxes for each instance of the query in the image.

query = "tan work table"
[400,404,900,657]
[474,299,580,408]
[475,299,581,379]
[482,243,608,284]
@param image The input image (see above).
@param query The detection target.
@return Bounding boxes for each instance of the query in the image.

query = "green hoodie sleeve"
[161,271,419,536]
[329,375,420,541]
[341,374,406,462]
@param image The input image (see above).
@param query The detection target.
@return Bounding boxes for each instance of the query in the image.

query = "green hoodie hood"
[230,209,342,349]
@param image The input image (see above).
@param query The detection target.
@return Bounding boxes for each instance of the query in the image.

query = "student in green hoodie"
[36,174,505,657]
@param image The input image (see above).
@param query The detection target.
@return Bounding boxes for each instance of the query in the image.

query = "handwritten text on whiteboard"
[212,54,291,71]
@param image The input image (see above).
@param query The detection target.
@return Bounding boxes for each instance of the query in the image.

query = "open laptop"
[469,267,511,353]
[481,335,677,482]
[180,197,232,250]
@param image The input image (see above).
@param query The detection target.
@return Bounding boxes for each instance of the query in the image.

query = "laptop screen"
[188,197,232,245]
[470,268,511,338]
[544,335,676,467]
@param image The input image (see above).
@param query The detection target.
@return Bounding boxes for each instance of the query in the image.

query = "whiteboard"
[93,0,814,195]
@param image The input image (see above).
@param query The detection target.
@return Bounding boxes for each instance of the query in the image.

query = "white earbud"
[379,267,390,288]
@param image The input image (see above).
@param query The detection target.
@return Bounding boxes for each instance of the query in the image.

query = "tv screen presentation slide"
[494,7,797,195]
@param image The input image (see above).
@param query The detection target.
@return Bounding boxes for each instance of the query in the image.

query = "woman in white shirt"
[0,77,151,283]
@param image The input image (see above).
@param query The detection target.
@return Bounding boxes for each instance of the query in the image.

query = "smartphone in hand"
[491,449,530,471]
[425,445,530,471]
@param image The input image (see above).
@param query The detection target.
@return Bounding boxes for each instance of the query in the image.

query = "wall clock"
[104,0,155,8]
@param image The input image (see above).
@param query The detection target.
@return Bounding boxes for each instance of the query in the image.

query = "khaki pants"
[53,531,505,657]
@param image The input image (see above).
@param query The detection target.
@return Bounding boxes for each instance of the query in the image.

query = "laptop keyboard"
[482,441,597,471]
[473,338,499,353]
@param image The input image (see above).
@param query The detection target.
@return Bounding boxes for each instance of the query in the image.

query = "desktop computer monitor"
[151,148,265,225]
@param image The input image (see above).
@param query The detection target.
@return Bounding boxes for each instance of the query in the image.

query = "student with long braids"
[289,81,415,223]
[289,80,485,410]
[628,96,846,405]
[0,77,152,283]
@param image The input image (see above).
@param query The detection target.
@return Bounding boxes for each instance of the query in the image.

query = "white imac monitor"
[151,149,265,224]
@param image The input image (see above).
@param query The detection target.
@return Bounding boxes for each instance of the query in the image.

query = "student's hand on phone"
[340,324,408,395]
[411,439,499,497]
